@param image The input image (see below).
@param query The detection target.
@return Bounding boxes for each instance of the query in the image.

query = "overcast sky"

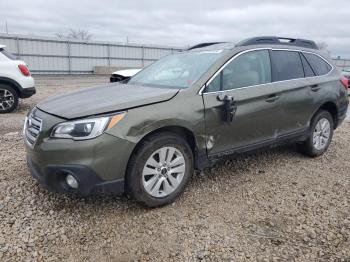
[1,0,349,57]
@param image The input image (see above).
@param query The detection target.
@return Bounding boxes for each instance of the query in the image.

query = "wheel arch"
[131,125,197,157]
[0,77,21,97]
[316,101,339,129]
[126,125,208,176]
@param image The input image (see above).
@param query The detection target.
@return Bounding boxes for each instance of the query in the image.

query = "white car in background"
[110,68,141,83]
[0,45,35,113]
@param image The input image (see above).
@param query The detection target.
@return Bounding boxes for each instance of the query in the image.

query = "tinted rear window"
[303,53,331,76]
[271,50,304,81]
[300,53,316,77]
[0,48,17,60]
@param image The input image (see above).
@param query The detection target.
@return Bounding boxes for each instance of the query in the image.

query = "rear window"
[271,50,304,81]
[303,53,331,76]
[0,48,17,60]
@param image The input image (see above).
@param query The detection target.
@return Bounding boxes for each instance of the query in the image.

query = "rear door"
[268,50,314,136]
[202,49,281,157]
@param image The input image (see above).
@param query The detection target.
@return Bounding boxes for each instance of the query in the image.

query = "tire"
[0,85,18,113]
[299,110,334,157]
[126,132,194,207]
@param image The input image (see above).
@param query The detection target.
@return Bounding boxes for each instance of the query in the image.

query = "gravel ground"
[1,77,350,261]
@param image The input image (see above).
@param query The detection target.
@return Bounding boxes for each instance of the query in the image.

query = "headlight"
[51,113,126,140]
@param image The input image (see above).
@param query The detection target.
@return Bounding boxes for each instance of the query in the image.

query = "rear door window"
[303,53,332,76]
[300,53,316,77]
[270,50,304,81]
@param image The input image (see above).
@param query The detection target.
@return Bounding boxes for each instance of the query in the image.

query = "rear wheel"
[299,110,333,157]
[126,133,194,207]
[0,85,18,113]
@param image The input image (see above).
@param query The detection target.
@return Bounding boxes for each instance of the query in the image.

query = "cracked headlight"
[51,113,125,140]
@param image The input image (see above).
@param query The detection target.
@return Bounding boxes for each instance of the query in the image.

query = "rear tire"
[299,110,333,157]
[126,132,194,207]
[0,85,18,113]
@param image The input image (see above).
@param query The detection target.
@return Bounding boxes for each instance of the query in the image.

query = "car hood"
[37,83,179,119]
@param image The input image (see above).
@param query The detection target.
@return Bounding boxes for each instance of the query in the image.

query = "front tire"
[0,85,18,113]
[126,133,194,207]
[299,110,334,157]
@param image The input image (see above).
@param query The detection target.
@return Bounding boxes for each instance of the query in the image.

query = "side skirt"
[207,128,309,164]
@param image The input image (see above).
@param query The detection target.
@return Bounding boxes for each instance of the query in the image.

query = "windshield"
[128,50,225,89]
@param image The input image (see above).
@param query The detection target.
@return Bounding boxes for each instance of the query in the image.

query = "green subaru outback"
[24,37,349,207]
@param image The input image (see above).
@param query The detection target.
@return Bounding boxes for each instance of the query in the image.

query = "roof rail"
[236,36,319,50]
[187,42,226,50]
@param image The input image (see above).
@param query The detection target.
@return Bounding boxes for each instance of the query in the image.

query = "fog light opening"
[65,174,78,189]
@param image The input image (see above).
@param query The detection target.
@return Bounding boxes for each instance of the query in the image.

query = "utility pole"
[5,20,8,34]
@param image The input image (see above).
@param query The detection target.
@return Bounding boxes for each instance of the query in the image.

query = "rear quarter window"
[303,53,331,76]
[300,53,316,77]
[0,49,18,60]
[270,50,304,81]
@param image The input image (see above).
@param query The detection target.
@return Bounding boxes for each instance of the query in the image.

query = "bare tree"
[67,29,92,40]
[317,41,331,55]
[55,32,65,39]
[55,29,92,41]
[317,41,328,51]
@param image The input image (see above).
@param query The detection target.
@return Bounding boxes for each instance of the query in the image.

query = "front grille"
[24,113,42,148]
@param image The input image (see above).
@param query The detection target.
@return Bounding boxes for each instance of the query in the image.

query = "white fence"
[333,58,350,72]
[0,34,182,74]
[1,33,349,74]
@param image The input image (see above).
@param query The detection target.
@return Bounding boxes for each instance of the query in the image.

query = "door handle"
[310,84,320,92]
[265,94,279,103]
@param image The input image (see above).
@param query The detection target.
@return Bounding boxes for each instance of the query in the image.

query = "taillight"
[340,76,348,89]
[18,64,30,76]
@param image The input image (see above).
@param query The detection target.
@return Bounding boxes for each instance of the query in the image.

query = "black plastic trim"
[27,157,125,196]
[110,75,129,83]
[208,128,309,161]
[187,42,226,50]
[236,36,319,50]
[20,87,36,98]
[0,76,21,94]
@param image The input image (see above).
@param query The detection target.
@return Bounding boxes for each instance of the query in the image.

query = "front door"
[202,49,281,157]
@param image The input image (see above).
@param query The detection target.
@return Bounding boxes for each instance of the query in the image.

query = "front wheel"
[299,110,334,157]
[126,133,194,207]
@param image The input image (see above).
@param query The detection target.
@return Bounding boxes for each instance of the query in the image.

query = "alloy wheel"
[313,118,331,150]
[142,146,186,198]
[0,88,15,111]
